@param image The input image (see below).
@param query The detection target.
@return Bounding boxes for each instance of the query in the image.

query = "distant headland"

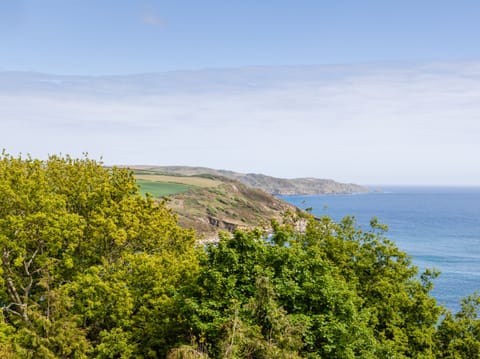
[127,165,370,196]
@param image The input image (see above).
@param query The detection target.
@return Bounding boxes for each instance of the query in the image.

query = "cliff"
[130,165,369,195]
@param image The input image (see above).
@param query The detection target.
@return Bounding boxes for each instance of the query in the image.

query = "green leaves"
[1,151,480,357]
[436,293,480,358]
[0,152,198,357]
[184,213,479,358]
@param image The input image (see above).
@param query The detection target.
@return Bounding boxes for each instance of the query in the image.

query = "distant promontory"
[130,165,369,195]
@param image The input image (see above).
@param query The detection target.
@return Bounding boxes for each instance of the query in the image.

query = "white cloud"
[1,61,480,185]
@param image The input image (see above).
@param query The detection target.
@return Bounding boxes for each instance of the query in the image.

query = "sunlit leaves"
[1,151,480,357]
[0,152,198,357]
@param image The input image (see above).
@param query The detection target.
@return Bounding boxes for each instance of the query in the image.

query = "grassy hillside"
[135,170,222,197]
[132,169,296,239]
[130,165,369,195]
[136,179,193,197]
[136,173,221,187]
[168,180,295,239]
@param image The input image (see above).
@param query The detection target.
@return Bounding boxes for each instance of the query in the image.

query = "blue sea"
[279,187,480,313]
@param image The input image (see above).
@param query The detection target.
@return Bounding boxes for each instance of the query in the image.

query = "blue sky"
[2,1,480,74]
[1,1,480,185]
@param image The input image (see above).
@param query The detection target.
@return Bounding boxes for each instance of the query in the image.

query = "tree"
[2,151,480,357]
[436,293,480,358]
[184,213,456,358]
[0,152,198,357]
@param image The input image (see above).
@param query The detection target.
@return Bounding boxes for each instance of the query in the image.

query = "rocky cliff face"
[166,180,297,240]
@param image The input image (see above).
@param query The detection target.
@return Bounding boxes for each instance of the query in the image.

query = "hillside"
[167,179,296,240]
[130,169,297,239]
[130,165,369,195]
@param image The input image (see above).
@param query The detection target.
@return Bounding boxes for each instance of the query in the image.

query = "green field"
[135,174,221,187]
[137,179,192,197]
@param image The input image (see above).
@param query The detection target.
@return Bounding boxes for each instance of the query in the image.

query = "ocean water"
[279,187,480,313]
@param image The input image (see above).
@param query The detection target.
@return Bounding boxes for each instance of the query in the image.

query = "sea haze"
[279,186,480,313]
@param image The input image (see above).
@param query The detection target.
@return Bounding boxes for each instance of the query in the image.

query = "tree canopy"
[0,152,479,358]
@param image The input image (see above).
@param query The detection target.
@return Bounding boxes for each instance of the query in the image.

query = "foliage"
[1,151,480,357]
[435,293,480,358]
[0,152,197,357]
[183,214,478,358]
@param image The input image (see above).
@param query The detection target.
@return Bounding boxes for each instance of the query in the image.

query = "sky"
[1,1,480,185]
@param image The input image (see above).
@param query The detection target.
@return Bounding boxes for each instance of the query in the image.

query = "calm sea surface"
[279,187,480,313]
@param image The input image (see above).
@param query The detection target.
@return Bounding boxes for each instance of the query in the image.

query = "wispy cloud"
[142,13,166,28]
[1,61,480,185]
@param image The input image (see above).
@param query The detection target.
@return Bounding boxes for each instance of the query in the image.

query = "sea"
[279,186,480,313]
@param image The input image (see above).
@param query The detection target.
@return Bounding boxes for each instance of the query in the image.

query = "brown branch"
[4,276,29,323]
[23,247,39,276]
[22,247,41,298]
[2,249,30,323]
[3,303,23,319]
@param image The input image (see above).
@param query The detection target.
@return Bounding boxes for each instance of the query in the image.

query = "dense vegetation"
[0,153,479,358]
